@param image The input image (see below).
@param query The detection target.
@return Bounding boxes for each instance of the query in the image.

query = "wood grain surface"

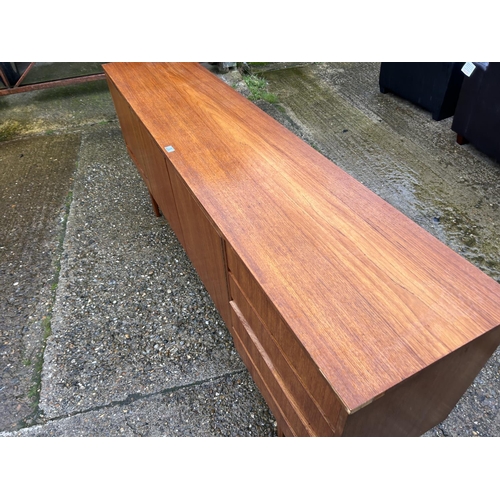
[104,62,500,415]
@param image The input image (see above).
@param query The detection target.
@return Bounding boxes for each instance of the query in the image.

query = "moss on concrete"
[0,120,27,141]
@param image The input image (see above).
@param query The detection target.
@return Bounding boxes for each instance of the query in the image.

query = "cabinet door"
[107,78,150,182]
[108,78,184,245]
[167,163,231,327]
[134,128,185,246]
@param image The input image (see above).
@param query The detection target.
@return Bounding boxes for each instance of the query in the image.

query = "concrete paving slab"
[4,371,275,436]
[261,63,500,283]
[0,79,114,141]
[0,132,80,430]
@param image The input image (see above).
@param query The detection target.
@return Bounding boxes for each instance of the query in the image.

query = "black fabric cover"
[0,62,20,87]
[379,62,465,121]
[451,63,500,163]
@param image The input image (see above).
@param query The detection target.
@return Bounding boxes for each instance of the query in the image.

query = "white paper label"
[165,145,175,153]
[462,62,476,77]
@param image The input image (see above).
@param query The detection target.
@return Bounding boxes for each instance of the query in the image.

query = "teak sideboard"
[103,63,500,437]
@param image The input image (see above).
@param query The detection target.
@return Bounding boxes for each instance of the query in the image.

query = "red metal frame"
[0,63,106,96]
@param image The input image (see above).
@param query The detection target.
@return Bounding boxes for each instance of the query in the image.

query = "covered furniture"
[452,62,500,162]
[379,62,465,120]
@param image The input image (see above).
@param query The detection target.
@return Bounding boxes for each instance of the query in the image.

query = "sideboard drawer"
[226,243,346,435]
[229,274,336,436]
[230,299,314,436]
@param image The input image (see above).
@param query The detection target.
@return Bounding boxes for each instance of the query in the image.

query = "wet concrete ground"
[1,63,499,436]
[261,63,500,282]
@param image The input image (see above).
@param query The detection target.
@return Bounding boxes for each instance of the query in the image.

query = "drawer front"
[226,244,347,435]
[230,300,313,436]
[230,275,336,436]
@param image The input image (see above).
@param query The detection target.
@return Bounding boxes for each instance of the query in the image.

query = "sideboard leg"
[149,191,161,217]
[456,134,468,145]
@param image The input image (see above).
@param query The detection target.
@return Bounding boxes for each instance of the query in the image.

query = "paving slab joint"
[18,188,75,429]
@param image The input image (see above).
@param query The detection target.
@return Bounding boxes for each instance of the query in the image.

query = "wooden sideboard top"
[104,62,500,412]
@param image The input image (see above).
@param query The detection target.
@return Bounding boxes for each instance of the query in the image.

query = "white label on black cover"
[462,62,476,77]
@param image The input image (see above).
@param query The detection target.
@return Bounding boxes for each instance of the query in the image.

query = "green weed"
[243,75,278,104]
[0,120,24,141]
